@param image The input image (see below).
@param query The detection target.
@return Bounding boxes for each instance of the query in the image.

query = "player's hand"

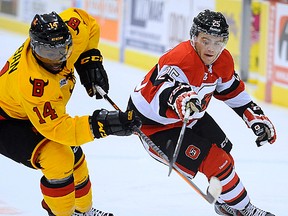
[243,103,276,147]
[90,109,142,138]
[173,91,202,120]
[74,49,109,99]
[168,83,202,120]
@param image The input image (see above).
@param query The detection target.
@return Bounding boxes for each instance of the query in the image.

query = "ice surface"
[0,30,287,216]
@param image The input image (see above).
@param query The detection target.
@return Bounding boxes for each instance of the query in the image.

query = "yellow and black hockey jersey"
[0,8,101,146]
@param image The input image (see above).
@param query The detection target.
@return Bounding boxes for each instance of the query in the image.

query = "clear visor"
[192,32,227,52]
[33,37,72,65]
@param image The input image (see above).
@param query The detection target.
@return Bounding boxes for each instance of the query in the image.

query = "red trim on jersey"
[214,81,245,101]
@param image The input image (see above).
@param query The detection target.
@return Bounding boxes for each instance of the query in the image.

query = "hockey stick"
[95,85,222,204]
[168,108,190,176]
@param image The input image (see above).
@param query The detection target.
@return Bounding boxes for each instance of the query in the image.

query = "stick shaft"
[95,85,220,204]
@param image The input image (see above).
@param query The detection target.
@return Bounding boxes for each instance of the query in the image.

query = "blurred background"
[0,0,287,108]
[0,1,287,215]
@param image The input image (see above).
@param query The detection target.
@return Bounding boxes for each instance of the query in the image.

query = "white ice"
[0,30,287,216]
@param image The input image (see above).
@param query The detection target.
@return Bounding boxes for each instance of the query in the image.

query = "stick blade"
[206,176,222,204]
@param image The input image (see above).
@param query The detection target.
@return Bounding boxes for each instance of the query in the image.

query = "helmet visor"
[33,35,72,64]
[193,32,227,52]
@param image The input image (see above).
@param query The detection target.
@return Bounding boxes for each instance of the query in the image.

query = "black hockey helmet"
[29,11,72,74]
[190,9,229,42]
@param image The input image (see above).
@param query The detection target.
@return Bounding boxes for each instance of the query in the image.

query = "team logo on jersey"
[30,77,49,97]
[65,16,81,35]
[185,145,201,160]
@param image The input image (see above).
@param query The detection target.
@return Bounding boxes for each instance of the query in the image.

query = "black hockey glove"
[90,109,142,139]
[74,49,109,99]
[242,102,276,147]
[168,83,201,120]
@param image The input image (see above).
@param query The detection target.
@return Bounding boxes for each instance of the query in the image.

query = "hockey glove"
[168,83,202,120]
[90,109,142,138]
[243,103,276,147]
[74,49,109,99]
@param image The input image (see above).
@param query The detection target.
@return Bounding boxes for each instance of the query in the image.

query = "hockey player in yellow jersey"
[0,8,141,216]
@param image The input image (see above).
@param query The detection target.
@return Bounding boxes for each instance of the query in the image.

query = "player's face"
[194,32,226,65]
[32,35,73,73]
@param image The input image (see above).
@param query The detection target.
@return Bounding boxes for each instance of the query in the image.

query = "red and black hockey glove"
[90,109,142,138]
[74,49,109,99]
[243,103,276,147]
[168,83,202,120]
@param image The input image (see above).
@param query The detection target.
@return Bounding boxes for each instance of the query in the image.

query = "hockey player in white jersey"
[128,9,276,216]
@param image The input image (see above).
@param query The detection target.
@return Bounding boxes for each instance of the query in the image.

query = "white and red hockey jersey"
[130,40,252,136]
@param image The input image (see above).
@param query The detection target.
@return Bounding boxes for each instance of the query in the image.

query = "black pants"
[0,120,84,169]
[0,120,45,168]
[150,112,232,175]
